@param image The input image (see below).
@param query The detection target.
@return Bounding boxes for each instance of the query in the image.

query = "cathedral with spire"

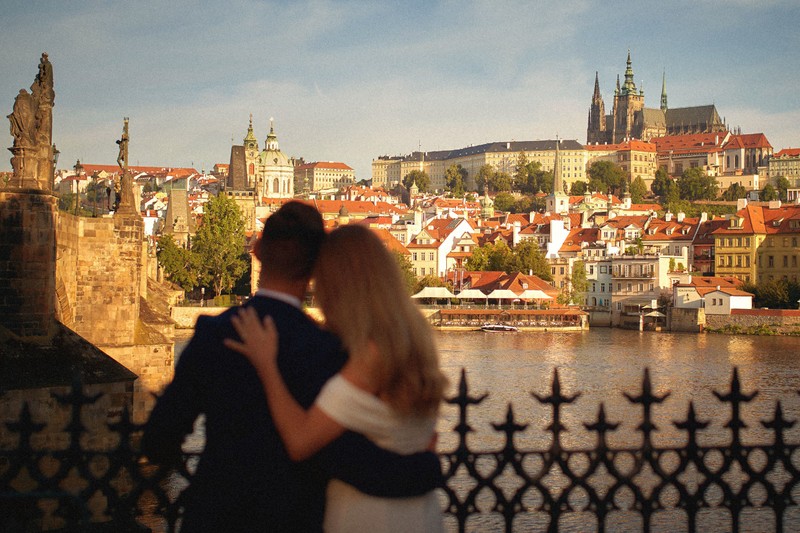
[587,51,727,145]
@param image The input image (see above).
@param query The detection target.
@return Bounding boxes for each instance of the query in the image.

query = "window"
[784,256,789,267]
[601,283,605,292]
[429,252,434,261]
[768,256,774,267]
[412,253,418,261]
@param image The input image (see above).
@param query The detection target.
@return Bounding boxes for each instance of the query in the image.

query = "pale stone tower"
[243,114,259,190]
[587,72,606,145]
[546,138,569,215]
[611,51,645,143]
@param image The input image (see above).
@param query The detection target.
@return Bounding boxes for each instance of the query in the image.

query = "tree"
[760,183,779,202]
[651,168,672,198]
[677,167,718,200]
[776,176,790,202]
[493,192,516,212]
[403,169,430,192]
[513,195,534,214]
[514,153,530,192]
[191,193,248,297]
[567,260,588,305]
[512,240,552,281]
[587,161,627,195]
[466,241,515,272]
[475,165,494,194]
[569,180,588,196]
[393,251,417,295]
[444,164,467,197]
[414,274,451,295]
[629,176,648,204]
[156,234,200,292]
[721,182,747,201]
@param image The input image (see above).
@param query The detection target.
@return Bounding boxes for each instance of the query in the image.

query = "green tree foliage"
[403,169,430,192]
[156,234,200,291]
[569,180,588,196]
[513,195,535,214]
[651,168,673,198]
[511,240,552,281]
[444,164,467,197]
[760,183,779,202]
[742,279,800,310]
[563,260,588,305]
[721,182,748,201]
[476,165,495,194]
[191,193,248,297]
[466,240,552,281]
[514,153,530,191]
[629,176,648,204]
[475,165,512,194]
[677,167,718,201]
[587,161,627,195]
[776,176,790,202]
[493,192,516,212]
[393,251,417,295]
[465,240,514,272]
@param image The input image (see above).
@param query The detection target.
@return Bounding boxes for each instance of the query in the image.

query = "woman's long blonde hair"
[315,224,447,416]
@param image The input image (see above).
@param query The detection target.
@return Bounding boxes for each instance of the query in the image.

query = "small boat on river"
[480,324,518,332]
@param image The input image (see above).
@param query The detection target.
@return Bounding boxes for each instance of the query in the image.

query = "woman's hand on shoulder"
[224,306,279,375]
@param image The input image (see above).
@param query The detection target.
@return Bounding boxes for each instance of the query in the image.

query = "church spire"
[553,137,563,194]
[621,49,637,95]
[615,74,620,95]
[243,113,258,150]
[660,70,668,112]
[265,117,279,151]
[593,71,601,99]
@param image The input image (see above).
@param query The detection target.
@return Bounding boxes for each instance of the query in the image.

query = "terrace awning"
[455,289,489,299]
[412,286,457,299]
[486,289,521,300]
[517,289,553,300]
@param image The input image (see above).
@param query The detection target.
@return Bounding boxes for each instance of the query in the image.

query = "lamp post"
[73,159,83,216]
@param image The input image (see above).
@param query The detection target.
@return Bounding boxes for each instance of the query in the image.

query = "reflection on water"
[435,329,800,450]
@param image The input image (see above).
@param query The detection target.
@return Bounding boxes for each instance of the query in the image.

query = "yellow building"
[372,140,588,192]
[769,148,800,202]
[712,202,800,283]
[294,161,355,192]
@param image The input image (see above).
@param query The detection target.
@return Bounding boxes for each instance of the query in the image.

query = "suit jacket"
[142,296,442,533]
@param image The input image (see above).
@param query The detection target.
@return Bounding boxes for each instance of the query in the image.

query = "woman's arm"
[225,307,345,461]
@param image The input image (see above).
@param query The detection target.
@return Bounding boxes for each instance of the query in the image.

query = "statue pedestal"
[7,146,42,190]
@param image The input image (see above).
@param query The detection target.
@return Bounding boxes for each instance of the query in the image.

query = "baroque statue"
[6,53,55,190]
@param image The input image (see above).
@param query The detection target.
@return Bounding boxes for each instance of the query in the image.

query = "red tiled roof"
[585,140,656,152]
[774,148,800,158]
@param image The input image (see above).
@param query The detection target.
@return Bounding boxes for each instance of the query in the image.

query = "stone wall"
[171,306,229,329]
[54,211,175,422]
[706,309,800,334]
[0,191,57,338]
[669,307,705,333]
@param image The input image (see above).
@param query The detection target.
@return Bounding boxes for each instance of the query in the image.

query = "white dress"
[316,374,444,533]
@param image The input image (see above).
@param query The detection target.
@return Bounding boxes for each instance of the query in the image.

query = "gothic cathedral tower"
[587,72,606,144]
[611,50,644,143]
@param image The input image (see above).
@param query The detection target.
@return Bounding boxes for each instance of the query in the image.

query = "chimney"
[677,212,685,222]
[737,198,748,210]
[665,212,673,222]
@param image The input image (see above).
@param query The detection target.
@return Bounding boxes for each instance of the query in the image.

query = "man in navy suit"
[143,201,441,532]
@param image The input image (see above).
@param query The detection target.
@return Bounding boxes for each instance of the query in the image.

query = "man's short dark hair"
[256,201,325,282]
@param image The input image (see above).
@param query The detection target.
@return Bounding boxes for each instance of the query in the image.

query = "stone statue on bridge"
[114,117,136,213]
[6,53,55,191]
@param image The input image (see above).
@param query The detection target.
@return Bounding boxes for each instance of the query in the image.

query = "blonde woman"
[225,224,448,532]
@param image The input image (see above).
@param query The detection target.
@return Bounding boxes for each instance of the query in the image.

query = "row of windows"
[759,255,799,268]
[411,252,436,261]
[588,281,656,294]
[719,237,752,248]
[717,255,751,268]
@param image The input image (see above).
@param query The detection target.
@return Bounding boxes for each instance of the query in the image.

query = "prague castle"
[587,51,727,145]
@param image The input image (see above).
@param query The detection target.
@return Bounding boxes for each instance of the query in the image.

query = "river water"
[172,328,800,531]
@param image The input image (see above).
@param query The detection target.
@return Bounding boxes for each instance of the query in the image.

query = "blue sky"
[2,0,798,181]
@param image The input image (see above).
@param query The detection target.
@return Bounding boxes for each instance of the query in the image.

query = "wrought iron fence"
[2,368,799,532]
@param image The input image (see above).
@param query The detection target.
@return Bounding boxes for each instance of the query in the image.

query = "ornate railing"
[2,368,799,532]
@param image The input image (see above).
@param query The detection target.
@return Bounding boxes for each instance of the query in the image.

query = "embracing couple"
[143,201,448,532]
